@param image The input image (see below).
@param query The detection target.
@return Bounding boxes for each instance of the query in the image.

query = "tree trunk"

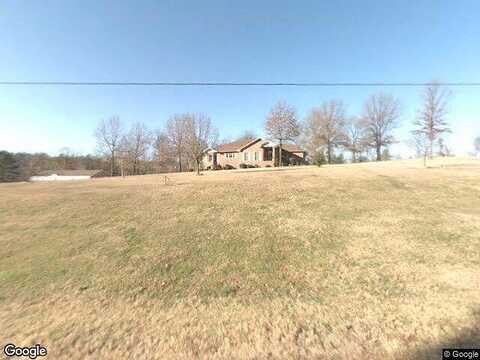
[429,139,434,159]
[279,140,283,167]
[111,150,115,176]
[178,154,183,172]
[351,151,356,163]
[196,159,201,175]
[376,143,381,161]
[327,142,332,164]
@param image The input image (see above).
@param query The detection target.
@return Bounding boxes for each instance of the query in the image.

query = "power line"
[0,81,480,87]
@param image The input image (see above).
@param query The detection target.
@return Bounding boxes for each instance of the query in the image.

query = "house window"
[264,148,272,161]
[226,153,235,159]
[254,151,259,161]
[244,152,249,161]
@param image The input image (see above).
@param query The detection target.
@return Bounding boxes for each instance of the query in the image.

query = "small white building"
[29,170,103,182]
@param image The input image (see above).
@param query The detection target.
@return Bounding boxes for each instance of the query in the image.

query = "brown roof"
[36,169,103,177]
[216,138,305,153]
[281,143,304,153]
[217,138,260,152]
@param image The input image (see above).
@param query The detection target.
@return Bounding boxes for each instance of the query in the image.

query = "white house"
[29,170,103,182]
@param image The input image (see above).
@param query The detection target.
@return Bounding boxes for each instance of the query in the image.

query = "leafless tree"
[362,93,401,161]
[408,132,429,167]
[121,122,152,175]
[183,113,217,175]
[152,131,177,172]
[236,130,258,141]
[305,100,346,164]
[413,82,451,158]
[166,115,188,172]
[474,136,480,155]
[265,101,300,166]
[342,117,367,163]
[95,117,123,176]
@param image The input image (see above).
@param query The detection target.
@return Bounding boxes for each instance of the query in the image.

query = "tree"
[152,131,177,172]
[166,115,189,172]
[342,117,367,163]
[413,82,451,158]
[265,101,300,166]
[121,122,152,175]
[475,136,480,155]
[362,93,401,161]
[381,148,391,161]
[304,100,346,164]
[312,151,326,167]
[95,117,123,176]
[235,130,258,141]
[408,132,429,167]
[0,151,20,182]
[183,113,217,175]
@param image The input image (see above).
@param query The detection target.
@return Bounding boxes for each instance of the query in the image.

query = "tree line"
[2,82,480,182]
[0,150,107,182]
[95,113,218,177]
[281,83,455,166]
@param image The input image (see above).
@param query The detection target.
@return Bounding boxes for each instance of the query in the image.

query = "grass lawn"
[1,158,479,359]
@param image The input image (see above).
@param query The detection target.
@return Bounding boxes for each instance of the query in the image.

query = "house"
[29,170,104,182]
[203,138,306,170]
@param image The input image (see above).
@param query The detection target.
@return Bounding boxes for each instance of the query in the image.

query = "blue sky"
[1,0,479,156]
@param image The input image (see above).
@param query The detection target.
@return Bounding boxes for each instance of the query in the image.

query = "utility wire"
[0,81,480,87]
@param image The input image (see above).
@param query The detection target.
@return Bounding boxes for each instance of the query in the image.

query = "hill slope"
[1,158,479,359]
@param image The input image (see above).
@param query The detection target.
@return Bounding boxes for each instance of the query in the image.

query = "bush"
[213,164,223,170]
[313,151,327,167]
[330,154,345,164]
[239,163,248,169]
[224,164,235,170]
[247,164,255,168]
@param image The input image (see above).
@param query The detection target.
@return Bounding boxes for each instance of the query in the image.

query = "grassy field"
[1,158,479,359]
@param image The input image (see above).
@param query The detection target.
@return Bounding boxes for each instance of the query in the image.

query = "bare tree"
[362,93,401,161]
[95,117,123,176]
[236,130,258,141]
[413,82,451,158]
[166,115,188,172]
[265,101,300,166]
[475,136,480,155]
[408,132,429,167]
[183,114,217,175]
[342,117,367,163]
[152,131,177,172]
[121,122,152,175]
[305,100,346,164]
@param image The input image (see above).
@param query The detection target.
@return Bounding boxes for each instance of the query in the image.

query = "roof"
[260,141,304,152]
[36,169,103,177]
[280,143,304,153]
[217,138,261,152]
[216,138,305,153]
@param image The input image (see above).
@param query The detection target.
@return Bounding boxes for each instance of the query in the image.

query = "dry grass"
[1,157,480,359]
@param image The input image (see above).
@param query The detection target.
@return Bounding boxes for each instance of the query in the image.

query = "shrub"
[313,151,327,167]
[239,163,248,169]
[331,154,345,164]
[224,164,235,170]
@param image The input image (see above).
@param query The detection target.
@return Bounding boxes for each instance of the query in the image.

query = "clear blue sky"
[1,0,479,157]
